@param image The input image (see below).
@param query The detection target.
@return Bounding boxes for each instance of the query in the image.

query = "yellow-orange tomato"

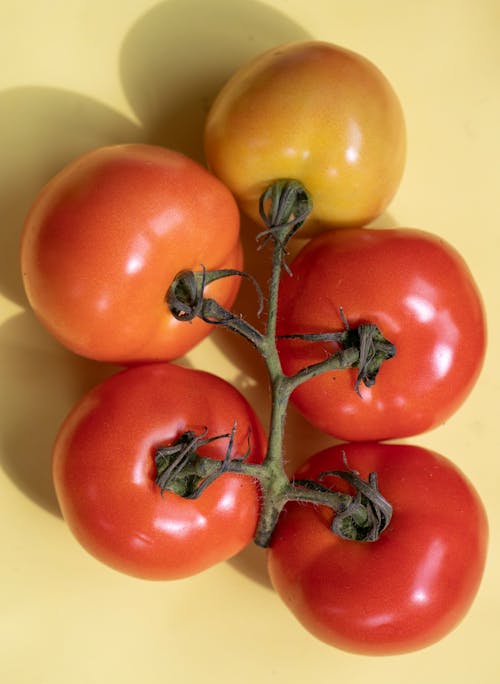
[204,41,406,235]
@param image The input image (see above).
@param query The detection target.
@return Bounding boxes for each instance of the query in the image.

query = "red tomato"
[21,144,242,363]
[204,41,406,235]
[277,228,486,441]
[267,442,488,655]
[52,363,266,580]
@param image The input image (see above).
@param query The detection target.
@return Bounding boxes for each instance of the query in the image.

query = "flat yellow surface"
[1,1,499,681]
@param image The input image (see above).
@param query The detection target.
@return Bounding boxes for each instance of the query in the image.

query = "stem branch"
[162,179,394,547]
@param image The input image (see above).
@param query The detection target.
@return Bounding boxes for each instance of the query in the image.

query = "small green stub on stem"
[154,425,253,500]
[351,324,396,394]
[292,465,392,545]
[258,179,313,247]
[321,469,392,542]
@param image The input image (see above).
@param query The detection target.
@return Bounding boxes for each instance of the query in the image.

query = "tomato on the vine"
[204,41,406,235]
[21,144,242,364]
[52,362,266,580]
[277,227,486,441]
[267,442,488,655]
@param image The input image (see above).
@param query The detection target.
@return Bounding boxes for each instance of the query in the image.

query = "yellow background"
[1,1,499,682]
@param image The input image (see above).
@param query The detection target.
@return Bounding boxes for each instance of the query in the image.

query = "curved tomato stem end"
[166,267,265,349]
[282,319,396,394]
[257,179,313,267]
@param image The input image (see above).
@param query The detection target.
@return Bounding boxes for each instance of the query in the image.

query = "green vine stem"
[164,179,395,547]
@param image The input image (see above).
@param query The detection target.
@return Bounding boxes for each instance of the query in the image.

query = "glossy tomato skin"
[21,144,242,363]
[268,442,488,655]
[53,363,266,580]
[277,228,486,441]
[204,41,406,235]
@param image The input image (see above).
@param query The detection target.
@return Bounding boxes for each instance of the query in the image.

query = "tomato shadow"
[227,543,272,590]
[0,310,120,515]
[0,86,143,306]
[119,0,312,162]
[366,210,400,229]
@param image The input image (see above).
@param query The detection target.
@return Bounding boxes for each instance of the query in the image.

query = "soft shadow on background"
[119,0,312,161]
[0,87,143,306]
[0,312,120,515]
[229,542,272,589]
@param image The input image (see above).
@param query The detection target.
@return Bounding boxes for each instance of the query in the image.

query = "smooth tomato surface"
[204,41,406,235]
[53,363,266,580]
[21,144,242,363]
[267,442,488,655]
[277,228,486,441]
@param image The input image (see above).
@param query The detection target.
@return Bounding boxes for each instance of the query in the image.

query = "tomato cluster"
[20,41,487,656]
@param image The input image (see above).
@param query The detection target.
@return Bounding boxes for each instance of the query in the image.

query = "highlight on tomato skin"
[20,143,243,364]
[204,40,406,236]
[267,442,489,656]
[277,227,486,442]
[52,362,267,581]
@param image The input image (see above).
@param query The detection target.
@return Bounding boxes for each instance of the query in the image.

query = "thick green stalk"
[163,179,394,546]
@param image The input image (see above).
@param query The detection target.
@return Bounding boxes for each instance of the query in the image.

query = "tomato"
[204,41,406,235]
[21,144,242,364]
[277,227,486,441]
[267,442,488,655]
[52,362,266,580]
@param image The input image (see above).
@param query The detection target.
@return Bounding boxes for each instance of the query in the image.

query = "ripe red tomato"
[21,144,242,363]
[52,363,266,580]
[277,228,486,441]
[204,41,406,235]
[267,442,488,655]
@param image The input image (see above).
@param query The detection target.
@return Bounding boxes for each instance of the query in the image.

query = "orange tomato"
[21,144,242,363]
[204,41,406,235]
